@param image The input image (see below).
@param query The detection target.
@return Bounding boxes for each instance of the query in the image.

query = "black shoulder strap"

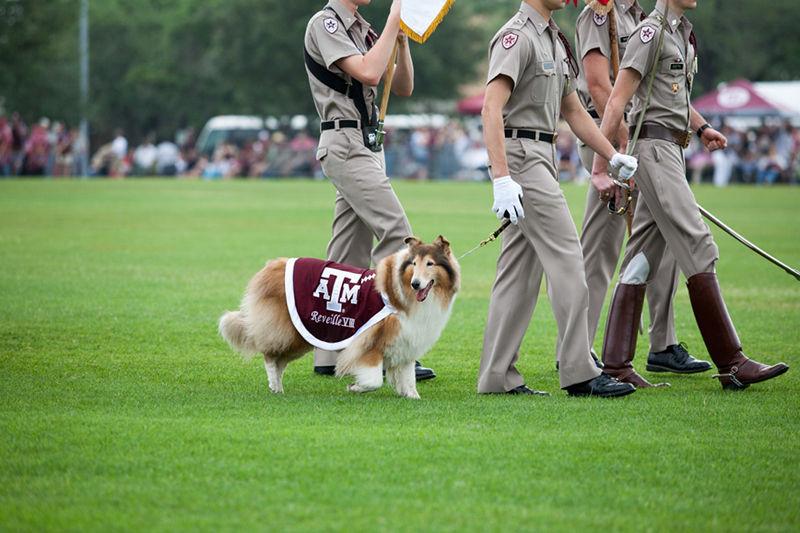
[303,7,372,126]
[557,30,580,78]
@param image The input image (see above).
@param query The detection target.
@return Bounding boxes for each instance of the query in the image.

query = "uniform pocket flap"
[315,147,328,161]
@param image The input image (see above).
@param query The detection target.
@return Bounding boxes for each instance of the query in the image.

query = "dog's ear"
[434,235,451,253]
[404,236,421,248]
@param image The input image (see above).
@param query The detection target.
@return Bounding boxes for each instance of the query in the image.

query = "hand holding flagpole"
[374,0,456,148]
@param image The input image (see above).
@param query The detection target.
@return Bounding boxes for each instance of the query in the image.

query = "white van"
[195,115,265,156]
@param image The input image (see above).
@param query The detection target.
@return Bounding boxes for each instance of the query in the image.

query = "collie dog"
[219,235,459,399]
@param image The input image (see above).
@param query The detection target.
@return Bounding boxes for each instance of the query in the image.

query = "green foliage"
[1,0,799,142]
[0,180,799,530]
[0,0,79,123]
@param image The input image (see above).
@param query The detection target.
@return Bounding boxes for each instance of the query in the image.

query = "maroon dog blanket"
[284,258,396,351]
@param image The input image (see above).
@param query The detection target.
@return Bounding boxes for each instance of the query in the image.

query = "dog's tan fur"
[219,235,459,398]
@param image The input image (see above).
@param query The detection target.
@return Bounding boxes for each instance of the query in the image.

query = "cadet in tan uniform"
[574,0,711,386]
[594,0,789,390]
[304,0,435,380]
[477,0,638,397]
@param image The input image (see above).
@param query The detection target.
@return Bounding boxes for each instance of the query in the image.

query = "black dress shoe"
[566,372,636,397]
[506,384,550,396]
[415,361,436,381]
[646,342,712,374]
[556,351,603,371]
[314,365,336,376]
[318,362,436,381]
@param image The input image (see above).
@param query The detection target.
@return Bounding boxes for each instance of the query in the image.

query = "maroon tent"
[692,79,790,117]
[457,93,484,115]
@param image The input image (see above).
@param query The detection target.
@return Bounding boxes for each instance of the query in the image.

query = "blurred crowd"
[0,113,84,176]
[2,111,799,186]
[685,122,800,186]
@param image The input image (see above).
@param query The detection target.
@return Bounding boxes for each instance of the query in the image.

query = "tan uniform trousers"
[577,142,679,353]
[619,139,719,283]
[314,127,412,366]
[478,139,601,392]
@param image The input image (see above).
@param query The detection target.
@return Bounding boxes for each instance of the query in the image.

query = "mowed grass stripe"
[0,179,798,531]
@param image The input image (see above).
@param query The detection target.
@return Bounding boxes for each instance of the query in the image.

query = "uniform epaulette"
[309,10,328,24]
[490,13,527,45]
[507,13,527,30]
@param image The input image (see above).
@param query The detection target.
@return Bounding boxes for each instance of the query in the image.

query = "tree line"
[1,0,798,144]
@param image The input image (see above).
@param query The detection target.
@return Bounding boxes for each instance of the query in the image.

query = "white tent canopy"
[753,81,800,116]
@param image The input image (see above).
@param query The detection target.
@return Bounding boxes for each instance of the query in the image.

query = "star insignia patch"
[501,32,519,50]
[323,17,339,34]
[640,26,656,43]
[593,13,607,26]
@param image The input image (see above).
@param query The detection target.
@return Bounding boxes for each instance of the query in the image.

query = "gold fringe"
[399,0,456,44]
[586,0,614,16]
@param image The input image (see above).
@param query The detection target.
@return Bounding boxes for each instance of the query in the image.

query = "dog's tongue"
[416,281,434,302]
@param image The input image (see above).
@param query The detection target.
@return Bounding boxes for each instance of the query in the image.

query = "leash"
[458,220,511,260]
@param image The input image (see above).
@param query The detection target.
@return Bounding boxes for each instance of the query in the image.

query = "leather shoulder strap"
[557,30,580,78]
[304,7,371,125]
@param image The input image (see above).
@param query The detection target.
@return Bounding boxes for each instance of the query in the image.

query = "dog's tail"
[219,310,258,356]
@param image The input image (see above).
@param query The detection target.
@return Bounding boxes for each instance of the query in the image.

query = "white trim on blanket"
[284,258,396,351]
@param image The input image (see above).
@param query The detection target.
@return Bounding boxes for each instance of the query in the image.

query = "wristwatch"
[697,123,712,137]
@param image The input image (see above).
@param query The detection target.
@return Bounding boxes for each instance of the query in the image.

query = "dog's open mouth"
[416,280,434,302]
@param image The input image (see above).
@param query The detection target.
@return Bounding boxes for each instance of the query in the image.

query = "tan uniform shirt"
[621,4,697,132]
[575,0,644,115]
[304,0,377,122]
[486,2,576,132]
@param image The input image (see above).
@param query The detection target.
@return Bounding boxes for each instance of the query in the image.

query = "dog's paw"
[348,383,379,394]
[269,384,284,394]
[400,390,421,400]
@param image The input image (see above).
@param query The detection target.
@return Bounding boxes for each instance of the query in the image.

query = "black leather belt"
[504,128,557,144]
[320,119,360,131]
[632,123,692,149]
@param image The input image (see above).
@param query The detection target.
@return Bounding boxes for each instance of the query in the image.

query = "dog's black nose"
[411,279,421,290]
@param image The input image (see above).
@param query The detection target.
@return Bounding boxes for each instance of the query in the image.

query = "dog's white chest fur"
[384,297,454,366]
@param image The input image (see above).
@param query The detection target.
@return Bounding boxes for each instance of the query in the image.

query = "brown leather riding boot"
[687,272,789,390]
[602,283,659,388]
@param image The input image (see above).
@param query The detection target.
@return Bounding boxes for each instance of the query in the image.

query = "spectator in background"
[133,134,158,175]
[90,143,117,176]
[247,131,270,178]
[22,120,50,176]
[11,113,28,175]
[712,125,737,187]
[0,115,13,176]
[756,146,787,185]
[556,128,578,182]
[111,129,128,162]
[156,140,180,176]
[53,124,75,177]
[287,130,316,177]
[409,128,431,180]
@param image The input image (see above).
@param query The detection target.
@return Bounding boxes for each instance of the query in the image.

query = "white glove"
[610,152,638,180]
[491,176,524,225]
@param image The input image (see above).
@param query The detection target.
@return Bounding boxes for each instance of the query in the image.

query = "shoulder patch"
[639,25,656,43]
[501,32,519,50]
[593,13,607,26]
[322,17,339,34]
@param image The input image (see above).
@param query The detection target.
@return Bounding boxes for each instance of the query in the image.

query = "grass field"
[1,178,798,531]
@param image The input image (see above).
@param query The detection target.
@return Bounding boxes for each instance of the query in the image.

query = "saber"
[698,204,800,281]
